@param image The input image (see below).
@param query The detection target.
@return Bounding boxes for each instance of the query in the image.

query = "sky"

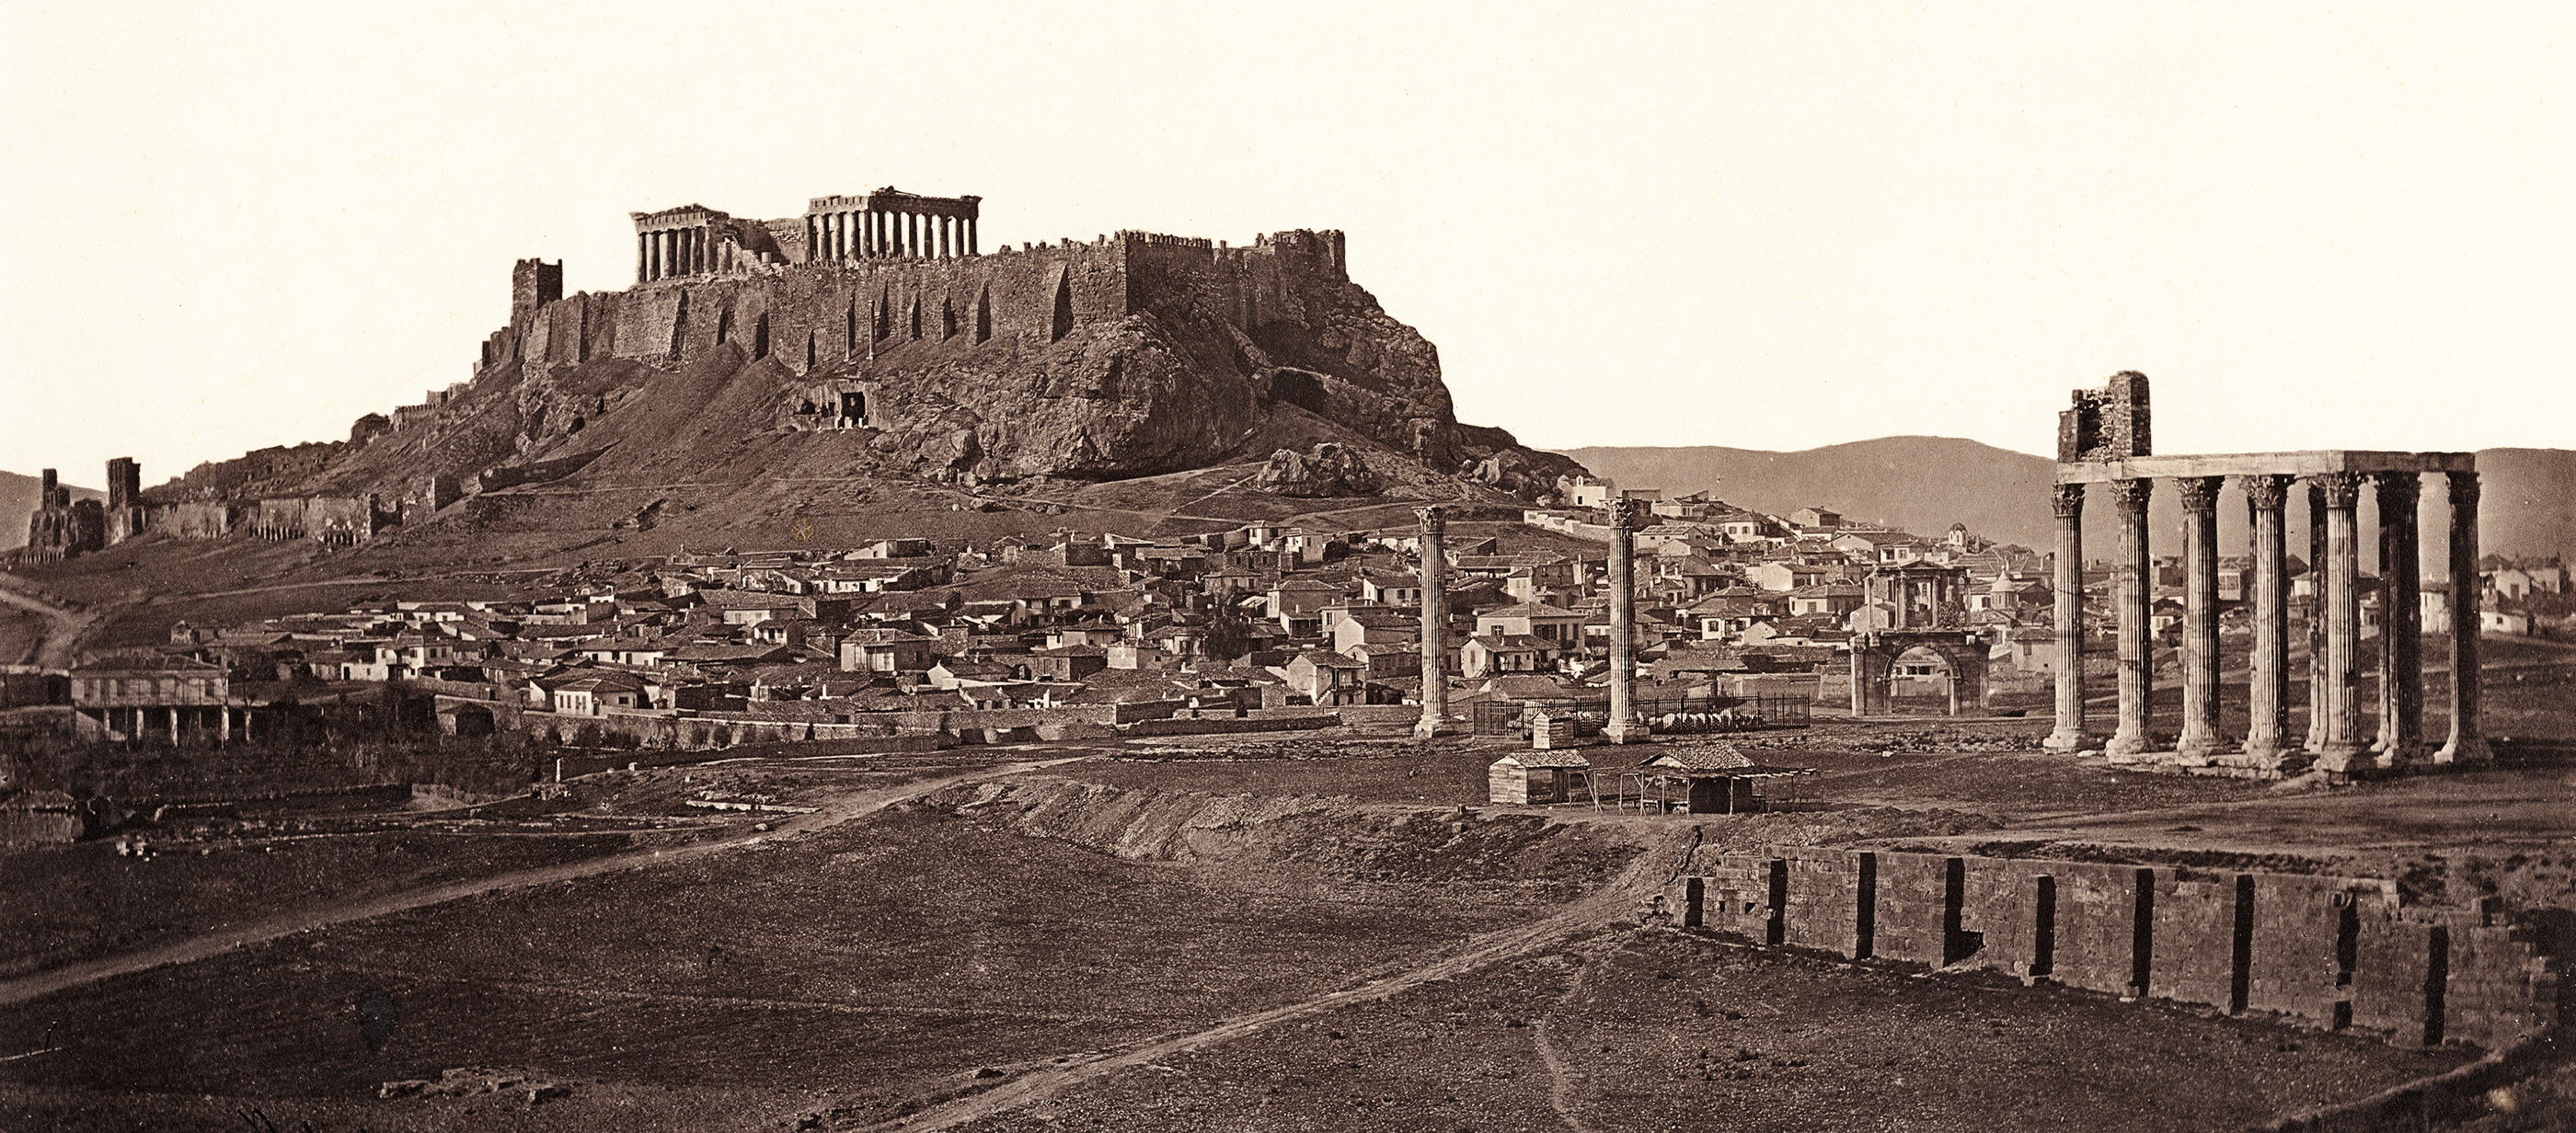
[4,3,2569,487]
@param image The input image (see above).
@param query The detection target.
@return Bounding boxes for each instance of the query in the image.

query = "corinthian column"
[2436,471,2490,762]
[2241,474,2294,767]
[1414,507,1452,739]
[2316,472,2367,772]
[2044,482,2091,750]
[2176,475,2227,763]
[2374,472,2424,767]
[2106,477,2156,761]
[2306,481,2328,751]
[1604,498,1649,744]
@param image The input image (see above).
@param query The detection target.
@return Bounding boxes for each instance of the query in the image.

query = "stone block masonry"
[1670,848,2559,1050]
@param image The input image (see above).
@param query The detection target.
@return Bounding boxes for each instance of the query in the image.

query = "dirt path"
[0,757,1084,1009]
[0,578,97,668]
[865,852,1664,1132]
[1533,955,1603,1133]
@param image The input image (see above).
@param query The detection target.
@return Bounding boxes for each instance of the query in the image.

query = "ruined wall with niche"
[1673,847,2559,1051]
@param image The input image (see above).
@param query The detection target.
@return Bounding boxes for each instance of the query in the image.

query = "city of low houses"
[41,481,2561,750]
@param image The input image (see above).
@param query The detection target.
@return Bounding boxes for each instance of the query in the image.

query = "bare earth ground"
[0,638,2568,1128]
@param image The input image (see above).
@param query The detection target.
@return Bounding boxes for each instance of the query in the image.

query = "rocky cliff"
[152,226,1581,521]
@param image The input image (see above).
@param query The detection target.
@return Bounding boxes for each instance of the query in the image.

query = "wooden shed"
[1489,751,1593,805]
[1604,743,1811,815]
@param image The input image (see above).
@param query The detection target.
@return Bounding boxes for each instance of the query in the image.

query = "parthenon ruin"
[2044,372,2486,776]
[632,188,983,284]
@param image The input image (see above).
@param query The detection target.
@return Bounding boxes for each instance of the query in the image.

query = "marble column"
[218,704,231,742]
[909,212,922,257]
[938,216,952,259]
[2437,472,2490,762]
[638,233,650,283]
[2241,475,2294,766]
[2375,472,2424,766]
[1414,506,1452,739]
[2316,472,2368,771]
[2177,475,2227,762]
[2045,483,2091,750]
[967,216,978,255]
[1604,498,1648,743]
[2107,478,2156,760]
[2306,482,2328,751]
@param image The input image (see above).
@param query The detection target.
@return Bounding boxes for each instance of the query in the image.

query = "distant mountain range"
[0,470,102,550]
[1555,438,2573,565]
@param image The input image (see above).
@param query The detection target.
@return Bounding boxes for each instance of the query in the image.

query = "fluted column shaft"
[2375,473,2424,765]
[2177,475,2227,761]
[967,216,978,255]
[2243,475,2294,765]
[2045,483,2090,750]
[2316,473,2368,770]
[1414,507,1451,739]
[2438,472,2490,762]
[2107,478,2156,759]
[2306,483,2329,750]
[638,233,650,283]
[1604,498,1647,743]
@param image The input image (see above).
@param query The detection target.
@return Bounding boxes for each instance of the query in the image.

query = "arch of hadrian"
[2045,372,2488,776]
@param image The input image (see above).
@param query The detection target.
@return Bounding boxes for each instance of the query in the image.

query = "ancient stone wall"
[1672,848,2559,1050]
[249,496,385,544]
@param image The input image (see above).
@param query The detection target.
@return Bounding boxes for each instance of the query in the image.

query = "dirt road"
[0,756,1085,1009]
[866,850,1668,1131]
[0,578,95,669]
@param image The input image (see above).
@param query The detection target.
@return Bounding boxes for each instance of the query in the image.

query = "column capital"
[2375,469,2421,509]
[2050,482,2087,519]
[2177,475,2225,514]
[1412,505,1446,534]
[2110,477,2153,514]
[2316,471,2365,508]
[2240,473,2292,511]
[2448,469,2481,508]
[1606,498,1647,530]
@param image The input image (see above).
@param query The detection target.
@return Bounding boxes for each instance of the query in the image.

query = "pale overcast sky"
[4,3,2569,485]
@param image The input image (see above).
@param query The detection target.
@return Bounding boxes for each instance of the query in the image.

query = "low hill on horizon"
[1557,438,2574,565]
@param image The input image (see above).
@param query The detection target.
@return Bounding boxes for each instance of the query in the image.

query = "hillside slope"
[1558,440,2573,562]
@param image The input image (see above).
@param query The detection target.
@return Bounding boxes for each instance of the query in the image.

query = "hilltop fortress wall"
[30,190,1572,559]
[473,227,1347,385]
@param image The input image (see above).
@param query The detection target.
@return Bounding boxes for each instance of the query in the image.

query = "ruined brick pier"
[2045,372,2486,773]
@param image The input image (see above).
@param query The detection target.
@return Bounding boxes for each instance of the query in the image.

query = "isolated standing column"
[2045,483,2090,750]
[2242,474,2294,766]
[2107,477,2155,760]
[2177,475,2227,762]
[1604,498,1648,744]
[1413,506,1451,739]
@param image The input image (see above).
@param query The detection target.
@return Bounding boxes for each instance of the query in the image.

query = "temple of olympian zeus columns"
[1411,499,1652,742]
[2044,372,2489,777]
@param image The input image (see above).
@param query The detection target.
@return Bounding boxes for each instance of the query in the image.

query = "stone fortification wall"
[1673,848,2560,1051]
